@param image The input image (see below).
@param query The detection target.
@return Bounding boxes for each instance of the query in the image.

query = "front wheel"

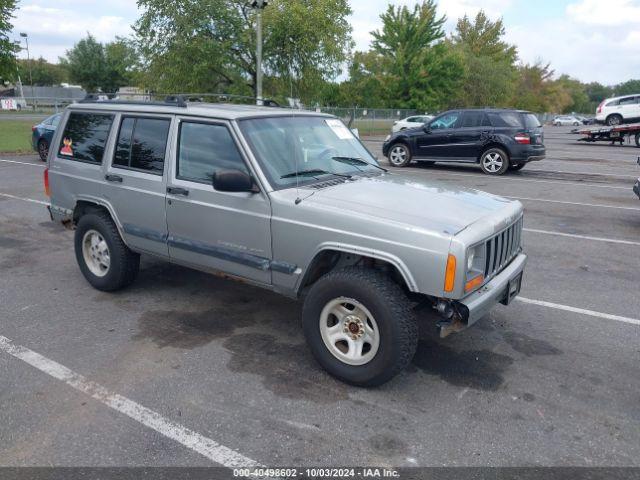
[302,267,418,387]
[480,148,510,175]
[387,143,412,167]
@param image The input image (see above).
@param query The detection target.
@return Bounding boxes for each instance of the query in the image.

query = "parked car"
[32,113,62,161]
[552,115,581,126]
[391,115,433,133]
[383,108,545,175]
[596,94,640,126]
[45,99,527,386]
[575,115,596,125]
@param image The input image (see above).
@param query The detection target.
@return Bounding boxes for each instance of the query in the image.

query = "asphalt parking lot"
[0,125,638,468]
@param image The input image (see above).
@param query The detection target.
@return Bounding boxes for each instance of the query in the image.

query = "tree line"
[1,0,639,113]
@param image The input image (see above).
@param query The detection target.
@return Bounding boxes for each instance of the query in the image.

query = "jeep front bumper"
[455,253,527,327]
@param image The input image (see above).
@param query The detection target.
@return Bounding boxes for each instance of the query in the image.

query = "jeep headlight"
[465,244,486,293]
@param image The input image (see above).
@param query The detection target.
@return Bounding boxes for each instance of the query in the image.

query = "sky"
[8,0,640,85]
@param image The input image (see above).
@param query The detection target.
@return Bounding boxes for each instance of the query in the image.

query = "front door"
[104,113,173,257]
[415,111,460,159]
[165,118,272,285]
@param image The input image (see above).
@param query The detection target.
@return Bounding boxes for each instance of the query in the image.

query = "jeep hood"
[303,173,516,235]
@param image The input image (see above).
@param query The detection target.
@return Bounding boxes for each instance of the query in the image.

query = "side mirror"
[423,125,432,133]
[212,169,258,193]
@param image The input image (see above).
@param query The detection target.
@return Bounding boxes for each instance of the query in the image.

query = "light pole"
[251,0,268,106]
[19,33,36,109]
[12,40,25,104]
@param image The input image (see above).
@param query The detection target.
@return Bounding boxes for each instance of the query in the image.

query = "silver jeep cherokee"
[45,98,527,386]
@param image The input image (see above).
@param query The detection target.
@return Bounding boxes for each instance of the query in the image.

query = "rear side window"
[177,122,246,184]
[488,112,522,128]
[58,112,114,164]
[113,117,171,175]
[619,96,637,105]
[461,111,491,128]
[523,113,541,128]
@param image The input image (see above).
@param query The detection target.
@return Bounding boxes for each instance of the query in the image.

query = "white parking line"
[0,335,260,468]
[0,192,49,206]
[516,298,640,326]
[0,158,44,167]
[510,196,640,211]
[424,170,632,190]
[523,228,640,246]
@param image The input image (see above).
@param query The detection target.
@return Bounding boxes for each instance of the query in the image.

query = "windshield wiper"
[331,156,388,172]
[280,169,352,179]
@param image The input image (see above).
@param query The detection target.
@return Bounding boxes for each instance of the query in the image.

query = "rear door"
[618,96,637,121]
[165,118,272,285]
[104,113,173,257]
[416,111,460,158]
[450,111,492,161]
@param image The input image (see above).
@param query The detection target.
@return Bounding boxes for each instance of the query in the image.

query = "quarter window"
[113,117,171,175]
[58,112,114,164]
[177,122,246,184]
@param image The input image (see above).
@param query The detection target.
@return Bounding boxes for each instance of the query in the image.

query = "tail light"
[32,125,37,132]
[597,101,605,114]
[44,168,50,197]
[514,133,531,144]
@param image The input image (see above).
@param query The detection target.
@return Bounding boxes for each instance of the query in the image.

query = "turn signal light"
[465,274,484,292]
[44,168,50,197]
[444,254,456,292]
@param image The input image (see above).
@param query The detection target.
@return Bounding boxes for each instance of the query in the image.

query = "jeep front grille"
[483,216,523,279]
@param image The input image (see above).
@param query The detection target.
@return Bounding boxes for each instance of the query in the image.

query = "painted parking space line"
[516,298,640,327]
[0,335,261,468]
[0,158,45,167]
[510,196,640,211]
[523,228,640,247]
[0,192,49,206]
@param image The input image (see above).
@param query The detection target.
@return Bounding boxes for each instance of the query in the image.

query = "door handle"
[167,187,189,196]
[105,174,123,183]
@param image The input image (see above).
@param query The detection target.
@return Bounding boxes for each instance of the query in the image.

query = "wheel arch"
[72,198,127,244]
[478,141,511,162]
[296,244,419,297]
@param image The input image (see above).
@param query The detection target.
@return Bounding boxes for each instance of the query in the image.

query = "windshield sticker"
[60,138,73,156]
[325,119,353,140]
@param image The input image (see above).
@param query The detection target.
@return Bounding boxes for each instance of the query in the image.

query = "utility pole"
[19,33,36,110]
[251,0,268,106]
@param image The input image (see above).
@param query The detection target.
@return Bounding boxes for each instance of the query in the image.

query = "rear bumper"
[511,145,545,163]
[455,253,527,327]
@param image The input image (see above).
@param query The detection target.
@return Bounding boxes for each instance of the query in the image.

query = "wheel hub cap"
[82,230,110,277]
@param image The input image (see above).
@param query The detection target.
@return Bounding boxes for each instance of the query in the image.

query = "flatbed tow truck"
[574,123,640,147]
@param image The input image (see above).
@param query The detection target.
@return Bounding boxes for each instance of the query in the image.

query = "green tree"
[614,79,640,96]
[60,34,139,92]
[134,0,353,101]
[0,0,19,83]
[555,75,590,113]
[17,57,69,86]
[450,11,518,108]
[370,0,462,111]
[584,82,613,104]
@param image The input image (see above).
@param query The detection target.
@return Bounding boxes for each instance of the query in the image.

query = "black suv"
[382,109,546,175]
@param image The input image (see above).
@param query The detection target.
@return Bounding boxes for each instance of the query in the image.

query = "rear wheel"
[606,114,622,126]
[388,143,412,167]
[37,139,49,162]
[74,211,140,291]
[635,132,640,147]
[302,267,418,386]
[480,148,510,175]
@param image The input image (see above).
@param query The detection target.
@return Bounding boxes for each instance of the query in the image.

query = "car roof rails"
[78,92,282,109]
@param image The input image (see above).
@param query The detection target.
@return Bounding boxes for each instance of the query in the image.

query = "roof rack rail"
[78,92,282,108]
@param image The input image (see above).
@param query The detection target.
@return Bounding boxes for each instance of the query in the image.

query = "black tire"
[479,147,510,175]
[606,114,622,126]
[510,163,526,171]
[37,139,49,162]
[387,143,412,167]
[74,211,140,292]
[635,132,640,148]
[302,267,418,387]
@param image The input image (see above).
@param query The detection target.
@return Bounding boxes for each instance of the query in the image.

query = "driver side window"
[430,113,459,130]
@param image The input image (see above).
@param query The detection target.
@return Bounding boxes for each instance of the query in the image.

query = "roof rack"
[78,93,281,108]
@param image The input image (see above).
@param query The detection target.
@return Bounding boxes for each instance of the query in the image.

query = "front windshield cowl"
[238,115,382,190]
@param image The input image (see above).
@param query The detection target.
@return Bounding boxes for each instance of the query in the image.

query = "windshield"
[239,116,381,190]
